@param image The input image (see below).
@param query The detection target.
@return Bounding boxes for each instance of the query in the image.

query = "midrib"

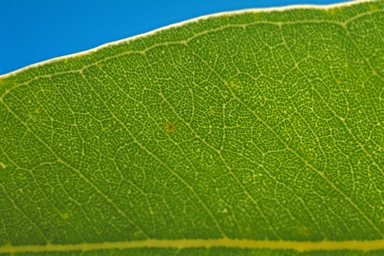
[1,238,383,253]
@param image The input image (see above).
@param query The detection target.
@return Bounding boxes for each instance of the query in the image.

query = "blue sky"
[0,0,349,75]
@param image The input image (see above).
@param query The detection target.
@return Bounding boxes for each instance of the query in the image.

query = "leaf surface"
[1,1,384,255]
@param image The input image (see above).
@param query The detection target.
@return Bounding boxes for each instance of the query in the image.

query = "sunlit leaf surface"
[1,1,383,255]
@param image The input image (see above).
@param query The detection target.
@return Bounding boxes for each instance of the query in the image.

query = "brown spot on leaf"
[302,227,310,236]
[166,123,175,133]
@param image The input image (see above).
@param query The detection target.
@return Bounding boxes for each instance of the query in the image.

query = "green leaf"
[1,1,384,255]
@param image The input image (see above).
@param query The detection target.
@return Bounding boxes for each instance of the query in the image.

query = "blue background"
[0,0,348,75]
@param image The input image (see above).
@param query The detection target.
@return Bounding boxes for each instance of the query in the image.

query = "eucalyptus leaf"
[1,1,384,255]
